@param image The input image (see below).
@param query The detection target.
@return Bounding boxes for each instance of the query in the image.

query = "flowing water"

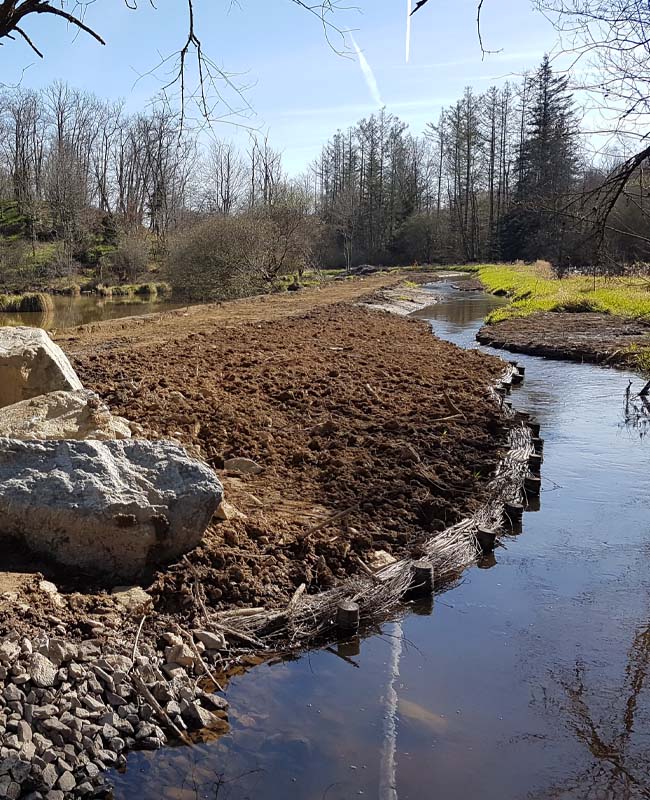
[111,277,650,800]
[0,294,184,330]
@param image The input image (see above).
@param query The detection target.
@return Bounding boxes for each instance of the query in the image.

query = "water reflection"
[538,620,650,799]
[623,382,650,439]
[110,277,650,800]
[0,294,183,330]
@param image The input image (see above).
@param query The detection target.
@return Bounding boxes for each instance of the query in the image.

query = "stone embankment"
[0,327,227,798]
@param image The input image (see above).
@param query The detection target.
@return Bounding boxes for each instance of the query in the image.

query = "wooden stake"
[528,453,542,474]
[504,502,524,525]
[524,475,541,496]
[337,600,360,634]
[409,560,434,596]
[476,527,497,553]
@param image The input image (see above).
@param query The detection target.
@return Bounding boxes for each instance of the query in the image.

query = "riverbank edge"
[476,311,650,373]
[445,263,650,373]
[0,282,530,797]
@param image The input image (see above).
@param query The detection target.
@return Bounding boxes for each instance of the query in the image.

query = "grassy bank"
[459,261,650,373]
[95,282,171,297]
[0,292,54,313]
[468,262,650,324]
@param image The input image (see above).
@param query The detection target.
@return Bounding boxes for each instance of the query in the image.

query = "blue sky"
[3,0,558,173]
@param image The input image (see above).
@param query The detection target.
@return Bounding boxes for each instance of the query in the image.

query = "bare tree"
[0,1,355,125]
[201,141,246,216]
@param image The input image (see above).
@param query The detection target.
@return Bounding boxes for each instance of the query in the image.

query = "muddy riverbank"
[0,276,517,797]
[68,301,507,609]
[477,310,650,368]
[95,276,650,800]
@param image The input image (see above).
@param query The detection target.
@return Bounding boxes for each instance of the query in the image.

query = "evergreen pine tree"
[501,55,580,262]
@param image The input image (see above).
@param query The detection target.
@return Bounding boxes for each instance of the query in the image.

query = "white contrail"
[379,621,403,800]
[350,33,384,107]
[406,0,413,63]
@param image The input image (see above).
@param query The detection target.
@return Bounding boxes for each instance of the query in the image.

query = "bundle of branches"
[183,370,534,656]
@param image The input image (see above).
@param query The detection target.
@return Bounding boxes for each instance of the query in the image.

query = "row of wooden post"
[335,360,542,635]
[336,558,434,634]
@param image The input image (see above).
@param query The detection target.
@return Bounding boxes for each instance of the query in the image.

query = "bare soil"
[477,311,650,367]
[1,276,508,621]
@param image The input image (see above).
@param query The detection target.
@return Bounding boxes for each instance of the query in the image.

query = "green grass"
[468,262,650,324]
[0,201,28,238]
[98,281,171,297]
[319,268,345,277]
[0,292,53,313]
[624,344,650,375]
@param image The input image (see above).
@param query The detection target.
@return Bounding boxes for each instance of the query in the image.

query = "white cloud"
[349,33,384,107]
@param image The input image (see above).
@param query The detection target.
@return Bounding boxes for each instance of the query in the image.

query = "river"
[110,276,650,800]
[0,294,184,330]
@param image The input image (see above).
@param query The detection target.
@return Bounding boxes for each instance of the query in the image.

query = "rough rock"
[0,439,223,579]
[164,644,194,668]
[214,500,246,521]
[0,327,83,408]
[223,457,263,475]
[367,549,397,571]
[0,390,131,441]
[193,630,226,650]
[182,702,225,731]
[110,587,153,616]
[37,582,64,608]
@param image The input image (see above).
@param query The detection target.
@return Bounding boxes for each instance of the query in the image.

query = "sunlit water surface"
[0,294,184,330]
[111,277,650,800]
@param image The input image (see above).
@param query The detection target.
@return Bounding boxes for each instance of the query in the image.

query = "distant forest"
[0,57,648,298]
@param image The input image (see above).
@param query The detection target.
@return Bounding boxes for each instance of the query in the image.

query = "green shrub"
[134,283,158,296]
[109,235,150,283]
[166,216,265,302]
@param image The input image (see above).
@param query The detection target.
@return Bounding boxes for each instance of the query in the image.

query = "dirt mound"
[67,303,506,612]
[478,311,650,367]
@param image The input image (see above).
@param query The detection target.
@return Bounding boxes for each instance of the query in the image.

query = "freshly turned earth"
[55,278,508,611]
[478,311,650,366]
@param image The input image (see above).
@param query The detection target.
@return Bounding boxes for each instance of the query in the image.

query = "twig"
[443,390,465,418]
[211,620,266,650]
[182,555,210,622]
[302,504,359,537]
[132,672,193,746]
[131,615,147,664]
[173,624,224,692]
[354,556,380,583]
[219,607,266,619]
[287,583,306,615]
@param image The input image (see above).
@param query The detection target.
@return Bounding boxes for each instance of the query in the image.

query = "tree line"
[0,58,648,299]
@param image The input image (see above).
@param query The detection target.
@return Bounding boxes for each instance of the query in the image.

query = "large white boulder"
[0,438,222,579]
[0,389,132,441]
[0,326,83,408]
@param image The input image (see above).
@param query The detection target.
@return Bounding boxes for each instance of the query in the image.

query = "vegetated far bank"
[466,261,650,372]
[55,280,509,612]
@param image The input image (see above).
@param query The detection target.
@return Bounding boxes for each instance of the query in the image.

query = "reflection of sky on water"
[112,278,650,800]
